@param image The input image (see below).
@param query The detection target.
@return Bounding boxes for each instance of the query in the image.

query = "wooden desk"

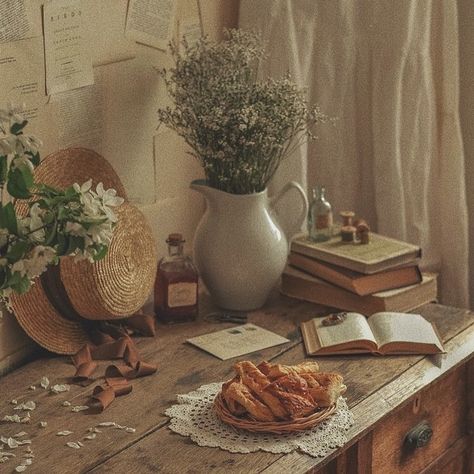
[0,296,472,473]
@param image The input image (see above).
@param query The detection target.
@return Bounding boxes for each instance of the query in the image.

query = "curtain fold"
[240,0,469,307]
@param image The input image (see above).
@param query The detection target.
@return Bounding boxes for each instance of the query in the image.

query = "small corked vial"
[340,211,355,227]
[341,225,356,243]
[356,222,370,244]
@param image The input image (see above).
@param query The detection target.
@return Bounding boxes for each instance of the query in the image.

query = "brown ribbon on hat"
[42,264,157,411]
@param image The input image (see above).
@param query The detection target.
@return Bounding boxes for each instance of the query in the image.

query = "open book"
[301,312,444,356]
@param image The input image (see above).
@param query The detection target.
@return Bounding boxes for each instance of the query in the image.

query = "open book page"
[313,313,376,350]
[368,312,443,352]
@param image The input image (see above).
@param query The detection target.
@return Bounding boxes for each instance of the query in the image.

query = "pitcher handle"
[270,181,308,234]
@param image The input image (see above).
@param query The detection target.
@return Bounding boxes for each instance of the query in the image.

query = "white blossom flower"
[11,154,35,173]
[23,246,56,279]
[28,203,45,242]
[65,222,86,237]
[73,179,92,195]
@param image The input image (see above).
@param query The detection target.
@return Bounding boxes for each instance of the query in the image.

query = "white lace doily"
[165,382,354,458]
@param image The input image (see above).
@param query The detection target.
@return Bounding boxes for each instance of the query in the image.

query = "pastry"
[259,361,320,379]
[224,381,276,422]
[218,360,347,423]
[221,376,246,416]
[235,361,288,419]
[302,372,347,407]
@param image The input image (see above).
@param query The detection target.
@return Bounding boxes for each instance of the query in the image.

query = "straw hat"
[11,149,158,354]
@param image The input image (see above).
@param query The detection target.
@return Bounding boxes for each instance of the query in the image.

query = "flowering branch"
[0,103,124,298]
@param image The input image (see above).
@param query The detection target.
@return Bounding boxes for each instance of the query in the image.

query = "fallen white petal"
[14,401,36,411]
[97,422,116,427]
[15,465,27,472]
[28,386,36,391]
[50,384,70,394]
[13,432,27,438]
[3,414,22,423]
[40,376,49,389]
[66,442,81,449]
[125,427,136,433]
[62,401,71,407]
[39,421,47,428]
[10,400,18,405]
[71,406,89,412]
[56,431,73,436]
[84,433,96,440]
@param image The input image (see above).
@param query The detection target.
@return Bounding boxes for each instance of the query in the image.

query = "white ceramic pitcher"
[190,179,308,310]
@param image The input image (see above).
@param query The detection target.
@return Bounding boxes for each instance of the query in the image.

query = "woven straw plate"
[213,391,337,434]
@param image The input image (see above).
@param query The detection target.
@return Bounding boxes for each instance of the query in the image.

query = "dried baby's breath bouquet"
[158,29,327,194]
[0,104,123,299]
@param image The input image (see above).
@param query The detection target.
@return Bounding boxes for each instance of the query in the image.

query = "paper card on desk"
[187,324,290,360]
[43,0,94,95]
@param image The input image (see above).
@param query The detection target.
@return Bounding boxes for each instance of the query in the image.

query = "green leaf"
[66,235,84,255]
[11,274,31,294]
[10,120,28,135]
[0,202,18,234]
[44,222,57,246]
[6,270,22,288]
[6,240,29,263]
[93,244,108,261]
[64,186,78,199]
[7,167,32,199]
[25,150,40,167]
[0,156,8,184]
[56,233,68,256]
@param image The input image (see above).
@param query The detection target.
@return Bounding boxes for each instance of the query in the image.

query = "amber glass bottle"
[154,233,199,323]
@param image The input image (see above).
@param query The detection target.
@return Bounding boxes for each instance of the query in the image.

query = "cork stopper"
[167,233,185,244]
[340,211,355,227]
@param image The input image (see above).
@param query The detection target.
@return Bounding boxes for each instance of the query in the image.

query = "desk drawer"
[371,365,467,473]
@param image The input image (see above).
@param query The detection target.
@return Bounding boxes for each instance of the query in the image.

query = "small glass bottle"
[154,233,198,323]
[308,186,333,242]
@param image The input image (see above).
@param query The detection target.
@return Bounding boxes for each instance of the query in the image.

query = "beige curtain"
[240,0,469,308]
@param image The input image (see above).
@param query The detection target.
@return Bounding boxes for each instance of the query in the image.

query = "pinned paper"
[43,0,94,95]
[125,0,177,50]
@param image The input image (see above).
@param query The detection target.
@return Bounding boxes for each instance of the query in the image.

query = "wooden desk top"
[0,295,473,473]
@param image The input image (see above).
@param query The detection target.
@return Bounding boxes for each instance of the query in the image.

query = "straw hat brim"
[10,277,89,355]
[10,148,129,354]
[60,203,158,320]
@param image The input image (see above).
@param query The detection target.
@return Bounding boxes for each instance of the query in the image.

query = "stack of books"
[281,232,437,315]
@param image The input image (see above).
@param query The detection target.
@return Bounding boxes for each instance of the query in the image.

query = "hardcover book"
[300,311,444,356]
[280,266,437,315]
[288,252,422,296]
[291,232,421,274]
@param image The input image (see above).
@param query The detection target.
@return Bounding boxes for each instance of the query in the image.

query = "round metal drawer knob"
[405,420,433,449]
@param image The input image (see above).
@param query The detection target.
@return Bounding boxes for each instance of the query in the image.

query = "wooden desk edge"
[261,320,474,473]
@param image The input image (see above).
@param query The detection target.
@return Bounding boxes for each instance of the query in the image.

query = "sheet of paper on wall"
[0,0,31,42]
[178,17,203,48]
[43,0,94,95]
[0,37,56,154]
[186,324,290,360]
[125,0,177,50]
[50,83,104,153]
[82,0,136,66]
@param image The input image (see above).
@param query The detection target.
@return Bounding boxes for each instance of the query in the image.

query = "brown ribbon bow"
[71,313,158,411]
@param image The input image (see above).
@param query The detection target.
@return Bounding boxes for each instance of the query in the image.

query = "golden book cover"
[301,312,444,356]
[291,232,421,274]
